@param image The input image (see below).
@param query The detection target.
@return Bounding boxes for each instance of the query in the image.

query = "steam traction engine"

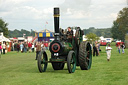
[37,7,92,73]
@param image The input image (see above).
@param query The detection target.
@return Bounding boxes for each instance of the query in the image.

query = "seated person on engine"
[67,27,73,43]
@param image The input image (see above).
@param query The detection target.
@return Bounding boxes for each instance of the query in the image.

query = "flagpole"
[45,21,48,29]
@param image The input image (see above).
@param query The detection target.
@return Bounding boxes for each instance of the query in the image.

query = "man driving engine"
[67,27,73,43]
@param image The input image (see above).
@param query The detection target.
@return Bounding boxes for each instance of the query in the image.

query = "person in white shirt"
[121,43,125,54]
[106,44,112,61]
[32,43,34,52]
[41,42,46,52]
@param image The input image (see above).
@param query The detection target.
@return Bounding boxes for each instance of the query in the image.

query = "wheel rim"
[67,51,76,73]
[42,54,47,71]
[86,43,92,69]
[41,58,45,69]
[38,52,48,72]
[70,53,76,72]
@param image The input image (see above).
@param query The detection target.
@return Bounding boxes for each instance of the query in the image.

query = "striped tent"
[38,29,54,42]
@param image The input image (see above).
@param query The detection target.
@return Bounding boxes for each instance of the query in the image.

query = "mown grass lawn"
[0,44,128,85]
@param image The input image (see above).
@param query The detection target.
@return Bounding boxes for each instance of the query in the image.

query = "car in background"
[100,40,107,46]
[106,38,112,43]
[116,40,121,43]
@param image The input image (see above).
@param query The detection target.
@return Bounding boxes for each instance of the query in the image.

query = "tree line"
[9,29,35,38]
[83,27,112,38]
[8,27,112,38]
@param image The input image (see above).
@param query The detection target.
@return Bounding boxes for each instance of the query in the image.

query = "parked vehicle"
[100,40,107,46]
[106,38,112,43]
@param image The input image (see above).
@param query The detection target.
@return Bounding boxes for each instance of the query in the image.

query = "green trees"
[83,27,112,38]
[86,33,99,44]
[9,29,35,37]
[125,33,128,48]
[0,18,9,37]
[111,7,128,41]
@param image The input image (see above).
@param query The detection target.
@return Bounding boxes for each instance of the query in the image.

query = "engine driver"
[67,27,73,43]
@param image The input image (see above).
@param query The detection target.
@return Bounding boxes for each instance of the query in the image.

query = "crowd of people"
[105,43,125,61]
[92,41,126,61]
[13,41,50,53]
[12,42,35,53]
[0,41,50,55]
[117,43,125,54]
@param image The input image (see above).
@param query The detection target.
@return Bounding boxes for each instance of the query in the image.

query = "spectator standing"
[12,42,14,51]
[17,43,20,53]
[118,44,121,54]
[93,42,98,56]
[48,42,50,50]
[121,43,125,54]
[45,42,48,50]
[42,45,46,53]
[14,42,17,51]
[41,42,44,49]
[2,42,6,54]
[106,44,112,61]
[96,42,100,56]
[20,43,24,53]
[0,44,2,54]
[24,42,27,53]
[35,42,41,60]
[32,43,34,52]
[98,42,101,52]
[28,42,32,53]
[41,42,46,52]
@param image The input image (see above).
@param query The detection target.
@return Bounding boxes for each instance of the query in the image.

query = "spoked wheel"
[67,51,76,73]
[37,51,48,72]
[79,41,92,70]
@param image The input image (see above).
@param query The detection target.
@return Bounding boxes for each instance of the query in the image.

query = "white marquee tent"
[0,32,10,42]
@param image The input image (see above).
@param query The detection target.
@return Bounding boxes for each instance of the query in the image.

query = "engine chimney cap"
[54,7,60,15]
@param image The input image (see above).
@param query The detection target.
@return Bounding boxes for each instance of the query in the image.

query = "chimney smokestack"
[54,7,60,40]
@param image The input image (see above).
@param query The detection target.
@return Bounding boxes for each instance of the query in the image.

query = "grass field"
[0,44,128,85]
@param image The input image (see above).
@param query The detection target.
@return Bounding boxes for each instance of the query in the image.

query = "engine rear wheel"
[79,41,92,70]
[37,51,48,72]
[67,51,76,73]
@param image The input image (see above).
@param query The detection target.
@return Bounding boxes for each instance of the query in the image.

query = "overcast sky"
[0,0,127,31]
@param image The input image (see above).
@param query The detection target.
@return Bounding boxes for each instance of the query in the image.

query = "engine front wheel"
[37,51,48,72]
[67,51,76,73]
